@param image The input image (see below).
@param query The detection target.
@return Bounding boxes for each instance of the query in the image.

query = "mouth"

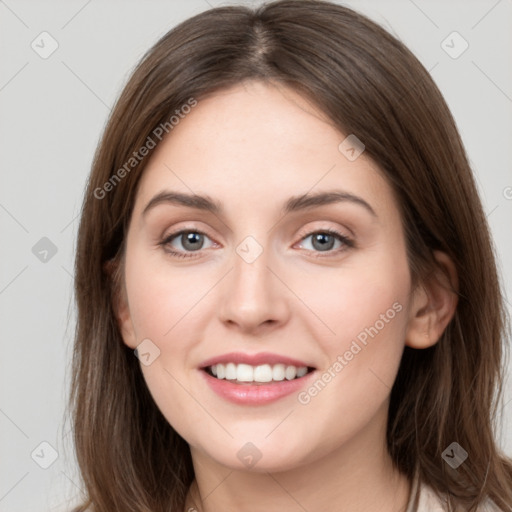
[202,363,315,385]
[198,352,317,405]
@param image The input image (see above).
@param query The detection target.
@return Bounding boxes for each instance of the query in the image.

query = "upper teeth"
[210,363,308,382]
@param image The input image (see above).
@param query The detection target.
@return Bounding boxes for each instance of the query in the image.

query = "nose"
[217,242,291,335]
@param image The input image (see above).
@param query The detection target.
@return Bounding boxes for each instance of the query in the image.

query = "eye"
[296,228,354,257]
[159,229,215,259]
[159,227,354,260]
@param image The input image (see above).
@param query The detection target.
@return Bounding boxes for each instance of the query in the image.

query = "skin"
[115,80,458,512]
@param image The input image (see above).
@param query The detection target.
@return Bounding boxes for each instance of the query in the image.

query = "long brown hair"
[68,1,512,510]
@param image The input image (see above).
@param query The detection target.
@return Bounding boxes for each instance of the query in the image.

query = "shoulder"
[417,482,502,512]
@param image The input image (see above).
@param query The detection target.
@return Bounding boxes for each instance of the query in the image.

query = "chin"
[195,434,319,474]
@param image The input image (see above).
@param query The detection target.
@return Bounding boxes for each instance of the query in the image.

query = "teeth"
[272,364,285,381]
[296,366,308,378]
[209,363,310,382]
[237,363,253,382]
[225,362,237,380]
[285,365,297,380]
[253,364,272,382]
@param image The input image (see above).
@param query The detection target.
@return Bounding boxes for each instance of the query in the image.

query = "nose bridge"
[218,232,289,331]
[231,234,274,307]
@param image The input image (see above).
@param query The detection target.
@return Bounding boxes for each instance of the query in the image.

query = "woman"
[69,1,512,510]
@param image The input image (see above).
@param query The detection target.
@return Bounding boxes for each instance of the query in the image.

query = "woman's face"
[118,80,415,472]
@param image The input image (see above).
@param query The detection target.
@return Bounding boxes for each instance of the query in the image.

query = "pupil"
[313,233,334,251]
[183,232,203,251]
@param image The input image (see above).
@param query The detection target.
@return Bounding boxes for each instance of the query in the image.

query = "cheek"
[123,287,203,446]
[123,252,222,440]
[291,244,411,422]
[125,249,211,343]
[301,247,411,355]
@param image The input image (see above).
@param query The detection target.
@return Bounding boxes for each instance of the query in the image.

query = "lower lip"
[200,369,316,405]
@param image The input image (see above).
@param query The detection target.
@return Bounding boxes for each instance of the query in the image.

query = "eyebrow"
[142,189,377,218]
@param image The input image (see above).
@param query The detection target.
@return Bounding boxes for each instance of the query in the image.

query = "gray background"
[0,1,511,510]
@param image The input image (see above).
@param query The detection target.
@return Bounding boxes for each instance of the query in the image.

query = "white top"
[405,470,501,512]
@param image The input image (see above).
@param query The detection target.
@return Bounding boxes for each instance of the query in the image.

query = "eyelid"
[159,221,217,244]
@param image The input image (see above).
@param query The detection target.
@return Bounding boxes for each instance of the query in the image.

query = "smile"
[198,352,317,405]
[206,363,312,383]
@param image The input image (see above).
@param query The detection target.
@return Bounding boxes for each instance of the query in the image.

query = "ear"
[405,250,459,349]
[104,258,138,349]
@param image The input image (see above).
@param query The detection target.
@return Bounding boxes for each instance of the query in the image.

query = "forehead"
[133,81,397,221]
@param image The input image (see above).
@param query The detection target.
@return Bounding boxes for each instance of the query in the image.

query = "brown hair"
[68,1,512,510]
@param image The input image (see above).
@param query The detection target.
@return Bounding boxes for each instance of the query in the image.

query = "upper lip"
[199,352,315,369]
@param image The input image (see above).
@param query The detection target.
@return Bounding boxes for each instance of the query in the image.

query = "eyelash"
[159,227,355,260]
